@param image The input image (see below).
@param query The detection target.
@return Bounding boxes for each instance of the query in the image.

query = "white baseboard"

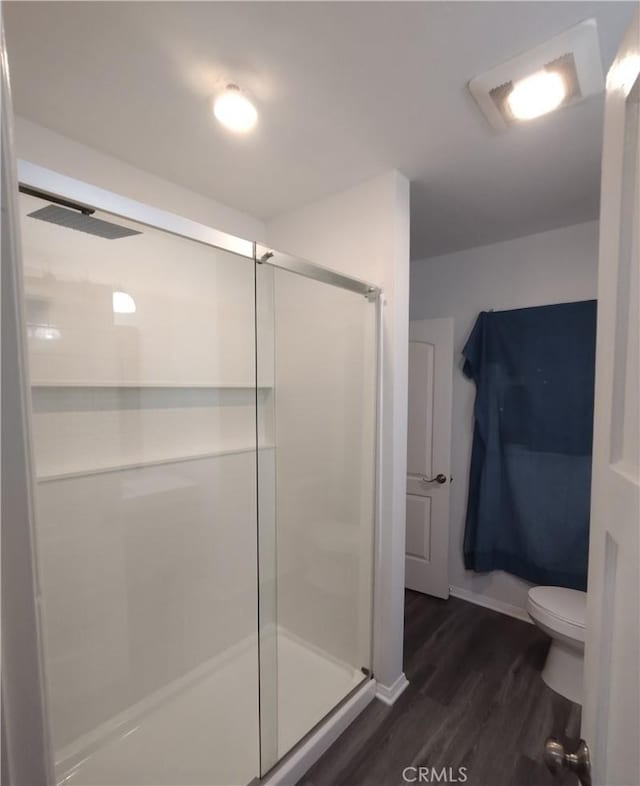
[449,585,532,624]
[262,679,377,786]
[375,672,409,705]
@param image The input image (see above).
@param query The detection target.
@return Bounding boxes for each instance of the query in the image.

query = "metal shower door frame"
[17,160,381,300]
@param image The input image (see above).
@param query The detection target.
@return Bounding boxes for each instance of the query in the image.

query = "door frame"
[582,11,640,784]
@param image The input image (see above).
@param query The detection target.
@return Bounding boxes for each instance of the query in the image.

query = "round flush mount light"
[213,84,258,133]
[507,70,566,121]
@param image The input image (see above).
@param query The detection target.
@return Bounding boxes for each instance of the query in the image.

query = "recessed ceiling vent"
[469,19,604,131]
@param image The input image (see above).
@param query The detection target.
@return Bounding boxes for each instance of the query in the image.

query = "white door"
[582,11,640,786]
[405,318,453,599]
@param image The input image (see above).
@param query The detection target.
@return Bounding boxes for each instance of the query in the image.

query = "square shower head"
[28,204,142,239]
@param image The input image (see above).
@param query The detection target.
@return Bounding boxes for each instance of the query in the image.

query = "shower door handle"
[421,473,447,485]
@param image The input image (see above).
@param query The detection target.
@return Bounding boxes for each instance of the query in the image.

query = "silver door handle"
[544,738,591,786]
[421,474,447,485]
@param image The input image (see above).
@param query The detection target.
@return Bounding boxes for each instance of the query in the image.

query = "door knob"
[421,473,447,485]
[544,738,591,786]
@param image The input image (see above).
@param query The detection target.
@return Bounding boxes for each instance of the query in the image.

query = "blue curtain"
[462,300,597,591]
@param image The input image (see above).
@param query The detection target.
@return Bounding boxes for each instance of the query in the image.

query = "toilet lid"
[528,586,587,628]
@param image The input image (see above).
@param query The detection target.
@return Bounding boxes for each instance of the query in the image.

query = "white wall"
[14,117,265,241]
[267,170,411,700]
[410,220,599,615]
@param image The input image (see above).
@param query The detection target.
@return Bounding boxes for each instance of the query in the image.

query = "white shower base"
[56,631,364,786]
[275,634,364,758]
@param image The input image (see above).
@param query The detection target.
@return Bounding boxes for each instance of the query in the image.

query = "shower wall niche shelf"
[30,384,274,480]
[30,382,273,389]
[36,444,275,484]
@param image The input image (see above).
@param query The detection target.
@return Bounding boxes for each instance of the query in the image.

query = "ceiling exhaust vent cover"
[468,19,604,131]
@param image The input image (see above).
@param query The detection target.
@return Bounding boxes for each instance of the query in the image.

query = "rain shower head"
[27,204,142,240]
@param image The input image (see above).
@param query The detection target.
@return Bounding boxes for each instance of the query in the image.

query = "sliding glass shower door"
[257,256,378,772]
[20,191,260,786]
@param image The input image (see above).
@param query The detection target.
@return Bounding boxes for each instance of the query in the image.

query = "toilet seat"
[527,586,586,643]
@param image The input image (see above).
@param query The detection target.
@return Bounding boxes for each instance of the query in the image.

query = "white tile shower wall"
[19,191,260,389]
[30,387,269,480]
[271,270,376,672]
[410,221,599,613]
[37,451,259,751]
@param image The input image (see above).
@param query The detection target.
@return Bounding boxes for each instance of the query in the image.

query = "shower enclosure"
[16,164,379,785]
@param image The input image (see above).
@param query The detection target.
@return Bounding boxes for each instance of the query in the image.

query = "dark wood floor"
[300,591,581,786]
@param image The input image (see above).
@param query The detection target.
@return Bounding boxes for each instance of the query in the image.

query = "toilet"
[527,586,587,705]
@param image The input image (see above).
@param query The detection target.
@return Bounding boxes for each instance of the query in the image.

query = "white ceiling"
[4,1,635,258]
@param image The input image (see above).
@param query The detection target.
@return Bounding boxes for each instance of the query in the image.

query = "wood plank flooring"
[299,591,581,786]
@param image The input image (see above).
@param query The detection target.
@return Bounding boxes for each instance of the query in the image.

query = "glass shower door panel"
[257,264,377,770]
[19,191,260,786]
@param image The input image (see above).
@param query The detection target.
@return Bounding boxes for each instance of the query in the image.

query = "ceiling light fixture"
[213,84,258,133]
[468,19,604,131]
[507,70,566,121]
